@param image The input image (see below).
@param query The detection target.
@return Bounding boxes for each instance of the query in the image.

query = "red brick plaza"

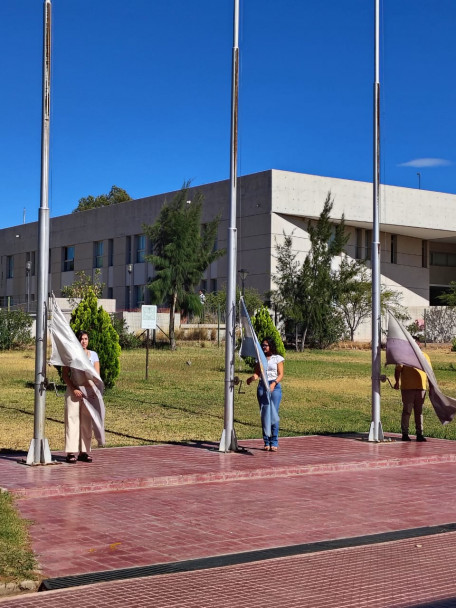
[1,435,456,607]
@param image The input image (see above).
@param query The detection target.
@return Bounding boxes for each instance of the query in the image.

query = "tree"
[205,285,264,319]
[144,183,224,350]
[271,233,305,349]
[70,287,121,388]
[272,193,349,349]
[72,185,132,213]
[61,270,105,307]
[302,194,350,348]
[336,260,410,341]
[334,258,369,341]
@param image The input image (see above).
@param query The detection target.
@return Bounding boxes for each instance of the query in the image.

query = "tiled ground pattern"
[2,435,456,606]
[1,532,456,607]
[13,459,456,578]
[2,435,455,498]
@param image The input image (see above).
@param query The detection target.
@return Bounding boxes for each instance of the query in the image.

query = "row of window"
[354,229,428,268]
[4,236,147,279]
[63,235,148,273]
[6,237,454,283]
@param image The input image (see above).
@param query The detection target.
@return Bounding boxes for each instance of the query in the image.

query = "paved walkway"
[1,434,456,607]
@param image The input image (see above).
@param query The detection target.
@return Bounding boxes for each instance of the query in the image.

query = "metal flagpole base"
[219,428,238,452]
[368,420,384,442]
[26,438,53,465]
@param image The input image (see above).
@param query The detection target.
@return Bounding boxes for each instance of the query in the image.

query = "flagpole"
[27,0,53,465]
[368,0,384,442]
[220,0,240,452]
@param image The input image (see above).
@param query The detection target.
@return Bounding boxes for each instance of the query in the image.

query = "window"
[108,239,114,267]
[210,278,217,292]
[63,246,74,272]
[135,235,146,263]
[422,240,428,268]
[390,234,397,264]
[355,228,363,260]
[134,285,145,308]
[108,287,113,299]
[365,230,372,261]
[94,241,103,268]
[7,255,13,279]
[430,251,456,267]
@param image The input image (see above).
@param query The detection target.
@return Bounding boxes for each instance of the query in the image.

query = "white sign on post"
[141,305,157,330]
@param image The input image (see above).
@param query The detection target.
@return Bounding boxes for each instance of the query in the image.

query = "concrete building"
[1,169,456,337]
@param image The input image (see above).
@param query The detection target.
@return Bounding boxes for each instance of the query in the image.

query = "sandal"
[263,445,271,451]
[77,452,93,463]
[270,446,278,452]
[65,453,77,463]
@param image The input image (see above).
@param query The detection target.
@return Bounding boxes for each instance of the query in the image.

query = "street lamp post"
[25,261,31,313]
[238,268,248,296]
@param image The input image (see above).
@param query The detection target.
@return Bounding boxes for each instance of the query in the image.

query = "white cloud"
[398,158,452,168]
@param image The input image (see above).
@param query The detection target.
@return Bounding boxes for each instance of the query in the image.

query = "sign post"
[141,305,157,380]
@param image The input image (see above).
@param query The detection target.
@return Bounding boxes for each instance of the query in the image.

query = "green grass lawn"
[2,341,456,588]
[2,343,456,453]
[0,492,38,586]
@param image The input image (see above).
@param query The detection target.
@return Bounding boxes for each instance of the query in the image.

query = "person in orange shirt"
[394,335,431,442]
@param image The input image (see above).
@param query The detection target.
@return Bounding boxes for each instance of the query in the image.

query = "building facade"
[1,170,456,335]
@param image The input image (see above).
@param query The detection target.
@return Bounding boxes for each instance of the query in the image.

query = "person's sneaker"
[416,434,427,442]
[401,433,411,441]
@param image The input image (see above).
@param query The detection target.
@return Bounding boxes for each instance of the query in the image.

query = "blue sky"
[1,0,455,229]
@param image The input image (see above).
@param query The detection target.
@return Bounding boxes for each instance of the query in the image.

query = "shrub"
[0,309,33,350]
[70,288,121,388]
[110,315,143,349]
[243,306,285,368]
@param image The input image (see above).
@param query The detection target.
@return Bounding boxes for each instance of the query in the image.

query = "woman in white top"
[62,330,100,463]
[247,336,284,451]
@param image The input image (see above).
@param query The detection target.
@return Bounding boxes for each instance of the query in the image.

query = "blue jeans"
[257,381,282,447]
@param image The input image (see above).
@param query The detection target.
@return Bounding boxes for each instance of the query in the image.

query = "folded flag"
[48,295,106,445]
[386,313,456,425]
[239,297,279,436]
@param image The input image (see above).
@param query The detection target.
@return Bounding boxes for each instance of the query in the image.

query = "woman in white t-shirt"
[62,330,100,463]
[247,337,284,451]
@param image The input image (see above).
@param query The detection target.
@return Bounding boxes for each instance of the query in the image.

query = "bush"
[70,288,121,388]
[110,316,143,349]
[243,306,285,368]
[0,309,33,350]
[424,307,456,343]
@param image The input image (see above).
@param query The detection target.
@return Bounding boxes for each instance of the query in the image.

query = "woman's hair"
[262,337,277,355]
[76,330,89,342]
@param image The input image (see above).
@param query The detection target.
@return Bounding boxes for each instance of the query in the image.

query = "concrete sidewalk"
[1,434,456,607]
